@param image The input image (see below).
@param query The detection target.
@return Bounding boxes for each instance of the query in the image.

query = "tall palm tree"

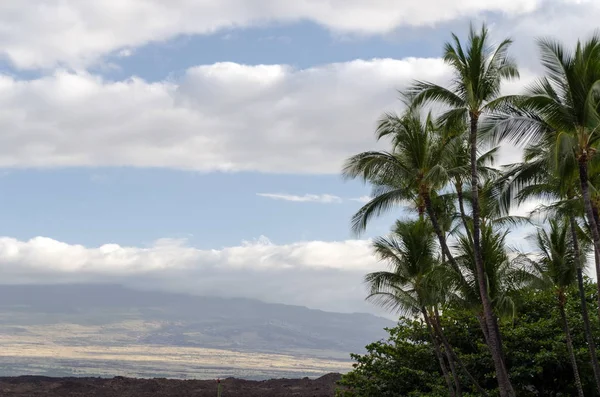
[451,225,525,324]
[497,142,600,393]
[438,127,503,241]
[492,34,600,318]
[364,219,458,395]
[343,99,512,392]
[462,177,530,230]
[442,222,529,393]
[409,23,519,397]
[342,103,460,274]
[518,219,585,397]
[365,219,486,396]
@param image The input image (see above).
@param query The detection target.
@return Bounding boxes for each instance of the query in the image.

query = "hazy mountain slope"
[0,284,393,356]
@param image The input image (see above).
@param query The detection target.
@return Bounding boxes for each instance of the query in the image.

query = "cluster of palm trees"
[343,24,600,397]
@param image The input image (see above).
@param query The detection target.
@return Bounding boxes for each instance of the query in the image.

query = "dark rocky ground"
[0,373,343,396]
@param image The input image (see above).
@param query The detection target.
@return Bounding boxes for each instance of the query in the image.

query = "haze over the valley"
[0,284,393,379]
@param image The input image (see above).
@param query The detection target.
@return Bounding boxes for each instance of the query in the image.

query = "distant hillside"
[0,284,393,356]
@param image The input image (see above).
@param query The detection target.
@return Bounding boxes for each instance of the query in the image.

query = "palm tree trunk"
[431,309,462,397]
[421,187,486,394]
[570,214,600,394]
[433,307,488,396]
[456,182,473,244]
[490,307,508,367]
[557,290,585,397]
[477,313,490,345]
[423,191,474,313]
[578,159,600,283]
[590,201,600,320]
[595,249,600,321]
[423,308,455,397]
[469,114,515,397]
[591,199,600,236]
[422,191,461,275]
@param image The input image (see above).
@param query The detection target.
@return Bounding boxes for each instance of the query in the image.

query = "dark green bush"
[337,283,600,396]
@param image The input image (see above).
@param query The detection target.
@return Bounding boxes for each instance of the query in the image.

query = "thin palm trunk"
[456,182,473,244]
[491,308,508,367]
[570,214,600,393]
[423,308,455,396]
[469,115,515,397]
[477,313,490,345]
[431,309,462,397]
[422,190,461,275]
[423,191,473,315]
[578,159,600,280]
[590,201,600,320]
[439,246,465,397]
[595,248,600,321]
[433,307,488,396]
[558,290,585,397]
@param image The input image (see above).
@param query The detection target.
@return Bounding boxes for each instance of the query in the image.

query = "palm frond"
[350,188,409,235]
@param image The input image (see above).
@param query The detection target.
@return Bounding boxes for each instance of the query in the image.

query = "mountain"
[0,284,394,378]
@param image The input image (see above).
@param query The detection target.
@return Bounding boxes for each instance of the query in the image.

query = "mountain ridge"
[0,283,393,356]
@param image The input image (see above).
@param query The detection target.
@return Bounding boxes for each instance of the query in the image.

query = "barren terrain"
[0,373,343,396]
[0,284,390,379]
[0,321,350,379]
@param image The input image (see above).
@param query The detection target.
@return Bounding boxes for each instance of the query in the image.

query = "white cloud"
[0,0,574,69]
[0,1,591,179]
[494,0,600,72]
[0,3,582,177]
[0,235,380,314]
[257,193,343,203]
[0,58,456,173]
[0,57,540,174]
[350,196,373,203]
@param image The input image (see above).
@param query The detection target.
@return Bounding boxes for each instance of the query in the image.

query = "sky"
[0,0,597,315]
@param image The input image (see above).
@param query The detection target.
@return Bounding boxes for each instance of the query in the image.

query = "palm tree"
[567,213,600,395]
[451,225,525,325]
[437,122,503,240]
[497,142,600,393]
[365,219,457,395]
[342,102,460,274]
[365,219,486,396]
[492,34,600,317]
[409,23,519,397]
[518,219,585,397]
[463,177,530,230]
[343,97,514,393]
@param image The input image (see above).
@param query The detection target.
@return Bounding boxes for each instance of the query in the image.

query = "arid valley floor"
[0,373,343,396]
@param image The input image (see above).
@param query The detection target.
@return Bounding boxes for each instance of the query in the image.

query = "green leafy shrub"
[337,283,600,396]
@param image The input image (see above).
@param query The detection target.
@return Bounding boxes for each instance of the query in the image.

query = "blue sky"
[97,22,441,82]
[0,168,387,248]
[0,0,595,314]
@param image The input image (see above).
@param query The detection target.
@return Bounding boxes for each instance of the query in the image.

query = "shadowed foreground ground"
[0,373,342,396]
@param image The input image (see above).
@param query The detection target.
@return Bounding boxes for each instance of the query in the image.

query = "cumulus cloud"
[0,235,380,314]
[257,193,343,203]
[494,0,600,71]
[0,0,577,69]
[0,56,541,173]
[0,58,457,173]
[0,4,585,175]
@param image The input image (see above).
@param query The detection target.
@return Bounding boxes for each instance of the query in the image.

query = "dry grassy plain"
[0,320,352,379]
